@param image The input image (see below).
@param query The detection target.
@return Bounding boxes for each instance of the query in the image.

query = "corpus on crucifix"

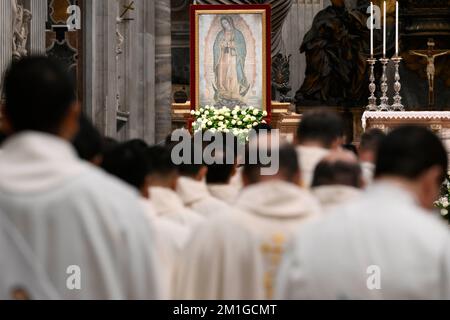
[410,39,450,108]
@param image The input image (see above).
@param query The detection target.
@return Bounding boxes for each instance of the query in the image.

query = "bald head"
[312,150,363,188]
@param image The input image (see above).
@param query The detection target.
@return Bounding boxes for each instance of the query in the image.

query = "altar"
[362,111,450,156]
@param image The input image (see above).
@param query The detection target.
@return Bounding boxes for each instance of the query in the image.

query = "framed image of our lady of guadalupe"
[190,4,271,114]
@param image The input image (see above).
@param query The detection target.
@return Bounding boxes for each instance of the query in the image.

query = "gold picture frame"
[190,5,272,114]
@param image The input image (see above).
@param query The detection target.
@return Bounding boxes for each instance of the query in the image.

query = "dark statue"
[272,53,292,103]
[295,0,370,107]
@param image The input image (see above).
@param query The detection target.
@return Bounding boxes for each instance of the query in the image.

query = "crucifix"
[410,39,450,108]
[120,1,135,20]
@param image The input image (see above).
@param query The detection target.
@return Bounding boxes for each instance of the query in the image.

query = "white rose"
[231,120,237,125]
[195,111,201,116]
[253,122,258,126]
[201,123,206,129]
[237,121,243,126]
[253,109,259,116]
[218,116,225,121]
[441,209,448,216]
[218,122,224,127]
[247,125,252,129]
[207,121,213,126]
[263,111,268,117]
[190,110,196,115]
[242,111,247,116]
[205,111,210,116]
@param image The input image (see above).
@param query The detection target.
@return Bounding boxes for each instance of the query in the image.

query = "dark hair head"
[206,151,235,185]
[72,114,103,162]
[205,132,238,184]
[252,123,272,133]
[312,160,362,188]
[0,132,8,146]
[102,137,119,154]
[296,111,344,148]
[243,143,299,185]
[342,143,358,157]
[360,129,386,153]
[148,145,178,177]
[3,56,76,134]
[102,139,150,190]
[177,133,206,178]
[375,126,448,181]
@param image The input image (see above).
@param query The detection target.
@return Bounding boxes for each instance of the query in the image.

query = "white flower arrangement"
[434,171,450,223]
[191,105,268,141]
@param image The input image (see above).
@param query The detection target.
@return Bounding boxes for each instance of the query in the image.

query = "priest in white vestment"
[147,145,204,228]
[276,126,450,300]
[294,111,345,188]
[206,147,240,204]
[102,140,190,299]
[176,138,231,217]
[0,57,161,299]
[174,144,321,299]
[0,212,58,300]
[311,150,363,210]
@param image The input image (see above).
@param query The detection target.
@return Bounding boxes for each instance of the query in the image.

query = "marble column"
[104,0,120,138]
[138,0,157,143]
[155,0,172,143]
[0,0,13,98]
[83,0,119,137]
[24,0,47,55]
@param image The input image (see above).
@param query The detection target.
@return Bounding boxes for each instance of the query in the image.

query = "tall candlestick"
[378,57,390,110]
[395,1,399,56]
[383,1,386,56]
[391,56,404,111]
[370,2,374,56]
[366,57,377,111]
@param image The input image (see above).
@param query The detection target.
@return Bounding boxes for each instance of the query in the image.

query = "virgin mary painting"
[213,16,250,107]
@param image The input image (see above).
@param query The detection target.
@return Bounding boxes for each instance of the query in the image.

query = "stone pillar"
[105,0,120,138]
[155,0,172,143]
[24,0,47,55]
[83,0,119,137]
[143,0,157,144]
[0,0,13,96]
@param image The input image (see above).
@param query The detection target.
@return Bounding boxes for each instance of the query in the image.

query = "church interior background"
[1,0,450,145]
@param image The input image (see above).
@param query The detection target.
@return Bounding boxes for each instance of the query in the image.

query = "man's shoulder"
[62,165,143,217]
[72,165,138,197]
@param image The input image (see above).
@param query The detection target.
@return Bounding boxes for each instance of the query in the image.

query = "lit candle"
[395,1,399,56]
[370,2,374,56]
[383,1,386,57]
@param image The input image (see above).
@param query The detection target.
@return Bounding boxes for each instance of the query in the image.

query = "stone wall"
[1,0,172,144]
[84,0,172,144]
